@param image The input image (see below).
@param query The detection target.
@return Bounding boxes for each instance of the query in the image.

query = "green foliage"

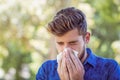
[0,0,120,79]
[85,0,120,58]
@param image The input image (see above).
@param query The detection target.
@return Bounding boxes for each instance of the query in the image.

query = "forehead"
[54,28,83,42]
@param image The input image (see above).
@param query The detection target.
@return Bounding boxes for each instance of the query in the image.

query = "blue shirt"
[36,48,120,80]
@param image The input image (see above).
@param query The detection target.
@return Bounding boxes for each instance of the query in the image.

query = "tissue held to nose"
[57,48,78,63]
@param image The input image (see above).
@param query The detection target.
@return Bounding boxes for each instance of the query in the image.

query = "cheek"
[71,44,83,53]
[56,44,63,53]
[77,42,85,52]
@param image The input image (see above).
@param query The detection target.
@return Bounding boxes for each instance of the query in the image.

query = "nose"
[63,43,70,49]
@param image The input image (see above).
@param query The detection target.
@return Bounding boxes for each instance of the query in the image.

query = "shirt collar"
[83,48,97,68]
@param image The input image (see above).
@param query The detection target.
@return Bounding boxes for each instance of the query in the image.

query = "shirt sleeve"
[36,61,48,80]
[108,60,120,80]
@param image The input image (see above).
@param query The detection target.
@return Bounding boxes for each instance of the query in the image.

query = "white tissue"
[57,52,62,63]
[57,49,78,63]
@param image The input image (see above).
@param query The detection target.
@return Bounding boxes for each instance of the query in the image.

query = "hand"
[57,48,85,80]
[57,50,70,80]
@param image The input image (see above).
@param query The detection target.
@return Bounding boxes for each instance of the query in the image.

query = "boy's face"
[54,28,90,59]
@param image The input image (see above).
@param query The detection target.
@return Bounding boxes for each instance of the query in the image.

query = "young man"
[36,7,120,80]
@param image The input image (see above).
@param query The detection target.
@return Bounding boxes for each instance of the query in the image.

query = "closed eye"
[57,42,64,45]
[69,41,78,45]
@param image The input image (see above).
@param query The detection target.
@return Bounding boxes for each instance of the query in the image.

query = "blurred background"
[0,0,120,80]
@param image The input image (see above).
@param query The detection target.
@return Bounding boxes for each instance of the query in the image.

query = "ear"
[85,32,90,44]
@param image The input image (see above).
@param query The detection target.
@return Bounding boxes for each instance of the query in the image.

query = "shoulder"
[36,60,57,79]
[39,59,58,71]
[95,56,119,71]
[96,56,118,66]
[92,56,120,79]
[87,48,119,70]
[97,57,120,79]
[37,59,57,74]
[42,59,57,66]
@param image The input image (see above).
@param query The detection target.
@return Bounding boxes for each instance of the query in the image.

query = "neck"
[81,51,88,63]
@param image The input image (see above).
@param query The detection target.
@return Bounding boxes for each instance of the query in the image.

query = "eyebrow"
[69,40,78,43]
[56,42,63,43]
[57,40,78,43]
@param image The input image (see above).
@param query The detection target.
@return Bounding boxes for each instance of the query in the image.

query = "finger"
[67,49,76,66]
[61,52,70,80]
[65,51,74,73]
[68,49,84,71]
[68,49,85,79]
[65,49,78,79]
